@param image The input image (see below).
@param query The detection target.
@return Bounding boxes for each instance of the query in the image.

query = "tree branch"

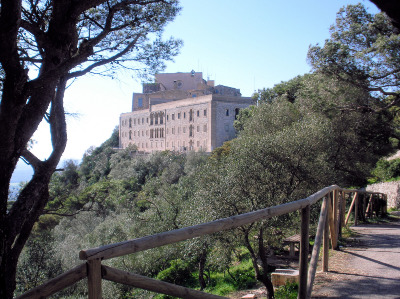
[67,33,142,79]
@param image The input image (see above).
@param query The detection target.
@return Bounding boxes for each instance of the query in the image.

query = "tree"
[369,0,400,32]
[0,1,182,298]
[253,75,311,104]
[308,3,400,111]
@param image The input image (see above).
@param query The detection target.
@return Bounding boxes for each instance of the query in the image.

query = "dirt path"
[312,213,400,298]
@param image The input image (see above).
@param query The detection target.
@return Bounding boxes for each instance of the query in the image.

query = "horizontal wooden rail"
[102,265,226,299]
[80,185,339,261]
[15,263,87,299]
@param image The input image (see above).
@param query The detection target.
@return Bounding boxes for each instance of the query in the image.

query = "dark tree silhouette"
[0,1,181,298]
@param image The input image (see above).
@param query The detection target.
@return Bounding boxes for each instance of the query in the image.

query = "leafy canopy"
[308,3,400,110]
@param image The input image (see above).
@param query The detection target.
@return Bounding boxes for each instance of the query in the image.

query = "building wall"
[366,181,400,208]
[211,98,251,150]
[120,95,253,153]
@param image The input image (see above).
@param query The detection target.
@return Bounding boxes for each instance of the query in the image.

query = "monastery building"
[119,71,254,152]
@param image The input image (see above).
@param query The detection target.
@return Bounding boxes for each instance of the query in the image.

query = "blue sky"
[26,0,378,166]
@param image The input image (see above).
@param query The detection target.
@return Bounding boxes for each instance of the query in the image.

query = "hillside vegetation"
[15,73,395,298]
[13,4,400,298]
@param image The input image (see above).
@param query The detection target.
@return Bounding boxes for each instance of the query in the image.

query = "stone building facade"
[119,71,254,152]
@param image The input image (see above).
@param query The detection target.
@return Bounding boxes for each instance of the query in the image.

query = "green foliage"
[204,258,257,296]
[253,74,311,104]
[233,105,256,132]
[275,282,298,299]
[308,3,400,110]
[156,259,196,286]
[15,215,63,296]
[370,158,400,182]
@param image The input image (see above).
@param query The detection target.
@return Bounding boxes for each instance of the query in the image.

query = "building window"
[142,117,145,124]
[189,125,193,137]
[155,114,158,125]
[129,131,132,140]
[138,98,143,107]
[160,113,163,124]
[142,130,144,136]
[226,109,229,116]
[189,109,193,122]
[184,112,186,119]
[235,108,240,119]
[197,125,200,132]
[204,109,207,116]
[178,127,180,134]
[172,127,175,134]
[172,113,175,120]
[183,127,186,133]
[134,118,136,125]
[178,112,181,119]
[203,125,207,132]
[197,110,200,117]
[167,115,169,121]
[129,118,132,128]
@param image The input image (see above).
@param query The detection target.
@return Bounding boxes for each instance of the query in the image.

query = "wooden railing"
[16,185,386,299]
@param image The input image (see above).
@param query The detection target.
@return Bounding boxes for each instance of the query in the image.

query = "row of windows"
[122,108,208,128]
[121,117,148,128]
[123,124,208,140]
[122,107,241,129]
[124,140,207,151]
[167,109,207,121]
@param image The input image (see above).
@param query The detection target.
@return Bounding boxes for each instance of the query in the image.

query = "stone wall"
[366,181,400,208]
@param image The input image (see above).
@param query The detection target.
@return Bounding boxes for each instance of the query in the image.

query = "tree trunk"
[243,228,274,299]
[0,78,67,299]
[198,247,207,290]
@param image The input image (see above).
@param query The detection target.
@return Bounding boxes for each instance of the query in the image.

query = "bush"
[275,282,298,299]
[371,158,400,182]
[156,259,196,286]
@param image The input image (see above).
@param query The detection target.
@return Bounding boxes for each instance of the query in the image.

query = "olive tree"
[308,3,400,111]
[0,1,181,297]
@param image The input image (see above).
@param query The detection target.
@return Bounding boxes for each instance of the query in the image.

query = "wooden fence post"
[328,192,337,250]
[322,196,330,272]
[307,197,328,298]
[298,205,310,299]
[333,190,339,249]
[354,193,359,226]
[88,259,102,299]
[345,192,358,226]
[338,191,343,238]
[341,192,346,227]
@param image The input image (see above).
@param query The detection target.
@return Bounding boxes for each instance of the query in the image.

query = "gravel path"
[312,213,400,298]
